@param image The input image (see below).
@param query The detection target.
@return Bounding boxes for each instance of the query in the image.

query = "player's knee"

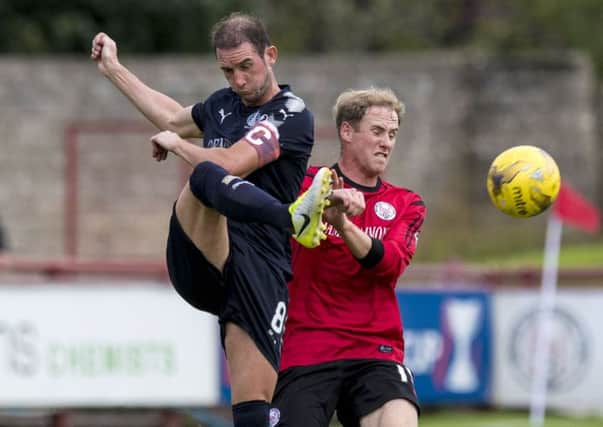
[383,398,418,427]
[189,161,225,206]
[360,399,418,427]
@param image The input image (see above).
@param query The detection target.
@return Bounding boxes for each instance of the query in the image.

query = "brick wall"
[0,52,599,260]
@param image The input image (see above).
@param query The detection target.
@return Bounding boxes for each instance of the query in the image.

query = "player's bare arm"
[325,210,372,259]
[150,131,258,177]
[90,32,201,138]
[150,121,280,178]
[323,170,371,258]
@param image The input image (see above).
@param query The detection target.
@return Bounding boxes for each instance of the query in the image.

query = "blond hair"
[333,88,404,133]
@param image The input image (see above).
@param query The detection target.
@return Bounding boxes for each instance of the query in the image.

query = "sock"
[189,161,292,230]
[232,400,270,427]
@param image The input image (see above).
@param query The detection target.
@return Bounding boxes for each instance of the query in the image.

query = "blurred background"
[0,0,602,426]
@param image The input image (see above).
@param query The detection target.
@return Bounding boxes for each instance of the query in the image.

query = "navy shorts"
[166,210,289,371]
[272,359,420,427]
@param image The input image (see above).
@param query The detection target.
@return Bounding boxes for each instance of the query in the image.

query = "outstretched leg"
[189,161,333,248]
[189,161,293,229]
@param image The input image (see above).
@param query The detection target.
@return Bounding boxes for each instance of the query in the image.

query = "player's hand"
[331,168,344,191]
[150,130,182,161]
[324,169,365,228]
[90,32,120,76]
[327,169,365,216]
[329,188,365,216]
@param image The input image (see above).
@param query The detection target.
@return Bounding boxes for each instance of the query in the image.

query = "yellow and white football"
[486,145,561,218]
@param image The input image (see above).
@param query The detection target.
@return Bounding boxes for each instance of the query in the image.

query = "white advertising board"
[0,283,219,407]
[493,289,603,415]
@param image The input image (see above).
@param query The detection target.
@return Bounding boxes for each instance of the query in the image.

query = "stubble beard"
[244,72,274,106]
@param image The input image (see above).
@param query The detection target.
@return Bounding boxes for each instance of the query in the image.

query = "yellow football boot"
[289,167,333,248]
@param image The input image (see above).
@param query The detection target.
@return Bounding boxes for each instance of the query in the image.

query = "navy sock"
[232,400,270,427]
[189,161,292,230]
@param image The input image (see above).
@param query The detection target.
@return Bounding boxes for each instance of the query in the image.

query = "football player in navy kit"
[90,13,332,427]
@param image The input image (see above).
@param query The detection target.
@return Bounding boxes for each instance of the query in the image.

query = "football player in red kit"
[272,88,426,427]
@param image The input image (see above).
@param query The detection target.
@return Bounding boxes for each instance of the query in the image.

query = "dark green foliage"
[1,0,602,76]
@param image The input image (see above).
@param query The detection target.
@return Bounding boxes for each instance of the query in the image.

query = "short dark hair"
[210,12,271,56]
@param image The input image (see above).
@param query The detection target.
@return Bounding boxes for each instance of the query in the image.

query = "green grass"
[330,409,603,427]
[418,409,603,427]
[471,241,603,268]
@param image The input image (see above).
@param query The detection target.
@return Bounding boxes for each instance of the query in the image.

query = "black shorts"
[272,359,420,427]
[166,210,289,371]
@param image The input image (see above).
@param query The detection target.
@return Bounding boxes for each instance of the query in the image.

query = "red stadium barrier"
[406,262,603,288]
[0,255,168,282]
[1,254,602,287]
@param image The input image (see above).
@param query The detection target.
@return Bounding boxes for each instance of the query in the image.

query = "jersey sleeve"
[191,102,205,132]
[373,193,426,285]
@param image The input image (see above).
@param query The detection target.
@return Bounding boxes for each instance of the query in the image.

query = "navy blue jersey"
[191,85,314,274]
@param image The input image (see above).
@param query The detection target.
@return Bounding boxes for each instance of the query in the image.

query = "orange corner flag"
[553,183,600,234]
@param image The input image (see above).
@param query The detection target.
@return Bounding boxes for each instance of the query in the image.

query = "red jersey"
[280,165,426,371]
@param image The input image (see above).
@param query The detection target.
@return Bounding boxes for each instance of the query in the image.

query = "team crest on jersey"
[269,408,281,426]
[246,111,269,128]
[374,201,396,220]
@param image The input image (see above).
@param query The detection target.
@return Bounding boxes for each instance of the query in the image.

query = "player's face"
[216,42,277,106]
[347,106,399,177]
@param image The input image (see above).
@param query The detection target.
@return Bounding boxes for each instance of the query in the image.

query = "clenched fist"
[90,32,120,76]
[150,130,183,161]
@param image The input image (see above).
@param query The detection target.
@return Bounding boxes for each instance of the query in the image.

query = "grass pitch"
[418,409,603,427]
[473,241,603,268]
[329,409,603,426]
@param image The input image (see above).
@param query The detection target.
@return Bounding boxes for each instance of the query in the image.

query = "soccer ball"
[486,145,561,218]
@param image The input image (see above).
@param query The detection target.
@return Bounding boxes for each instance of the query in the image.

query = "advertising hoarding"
[0,283,219,407]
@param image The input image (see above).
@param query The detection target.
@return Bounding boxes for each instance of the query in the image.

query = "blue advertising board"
[398,289,491,404]
[220,289,492,406]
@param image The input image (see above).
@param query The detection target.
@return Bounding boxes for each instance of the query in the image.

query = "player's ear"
[264,45,278,65]
[340,121,354,143]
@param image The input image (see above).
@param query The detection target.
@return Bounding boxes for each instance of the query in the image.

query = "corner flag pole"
[529,183,600,426]
[529,214,563,427]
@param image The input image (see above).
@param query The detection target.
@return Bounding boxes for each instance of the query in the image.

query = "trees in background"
[1,0,603,77]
